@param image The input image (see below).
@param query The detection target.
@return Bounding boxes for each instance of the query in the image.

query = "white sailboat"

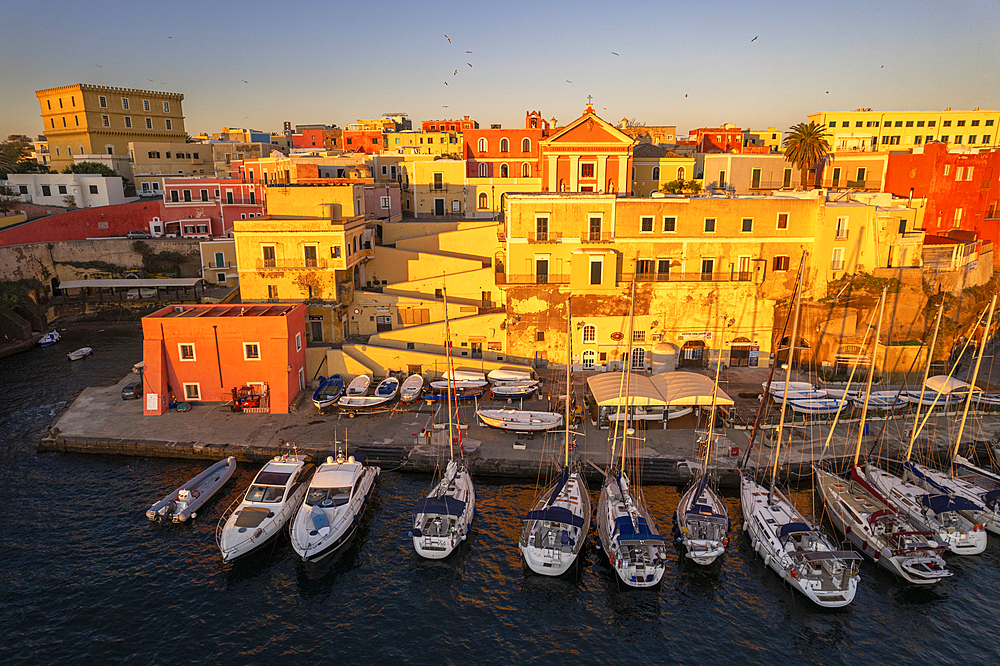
[519,297,592,576]
[741,253,861,607]
[410,283,476,559]
[595,281,668,587]
[674,348,729,565]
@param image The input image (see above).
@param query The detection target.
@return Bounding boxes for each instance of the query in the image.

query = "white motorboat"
[216,454,311,562]
[68,347,92,361]
[787,398,844,415]
[289,452,380,561]
[338,376,399,410]
[488,368,534,384]
[411,458,476,559]
[345,375,371,396]
[814,466,951,585]
[38,331,61,347]
[146,456,237,523]
[476,409,562,431]
[490,381,539,399]
[863,463,986,555]
[398,374,425,403]
[741,475,860,607]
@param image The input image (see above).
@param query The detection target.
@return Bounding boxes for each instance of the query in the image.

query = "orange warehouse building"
[141,303,307,415]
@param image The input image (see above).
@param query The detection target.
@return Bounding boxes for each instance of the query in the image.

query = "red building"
[464,111,550,179]
[141,303,307,415]
[342,130,385,154]
[539,105,635,194]
[884,143,1000,260]
[421,115,479,132]
[161,177,265,237]
[690,125,745,153]
[292,128,325,149]
[0,200,166,246]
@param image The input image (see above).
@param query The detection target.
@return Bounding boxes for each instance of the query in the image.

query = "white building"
[5,173,127,208]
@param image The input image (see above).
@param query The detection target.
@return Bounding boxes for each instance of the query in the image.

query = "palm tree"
[783,122,830,188]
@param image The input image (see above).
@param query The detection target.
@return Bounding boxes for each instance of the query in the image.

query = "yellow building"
[234,184,374,342]
[385,130,461,157]
[36,84,185,173]
[808,108,1000,153]
[631,144,696,196]
[743,127,784,152]
[129,141,212,193]
[404,159,469,217]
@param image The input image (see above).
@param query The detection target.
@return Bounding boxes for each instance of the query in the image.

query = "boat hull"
[412,461,476,560]
[596,472,667,588]
[477,409,562,432]
[520,467,591,576]
[673,473,728,566]
[146,456,237,522]
[290,465,380,561]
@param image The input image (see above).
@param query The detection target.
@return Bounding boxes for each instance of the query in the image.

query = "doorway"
[730,337,751,367]
[434,198,445,215]
[376,315,392,332]
[679,341,706,368]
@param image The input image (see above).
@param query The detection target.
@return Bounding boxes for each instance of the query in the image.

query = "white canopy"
[924,375,978,394]
[650,372,734,406]
[586,373,666,407]
[59,278,203,289]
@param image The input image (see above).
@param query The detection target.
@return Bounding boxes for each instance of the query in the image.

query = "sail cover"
[918,493,983,514]
[778,522,814,539]
[523,506,585,528]
[615,515,665,544]
[412,496,466,517]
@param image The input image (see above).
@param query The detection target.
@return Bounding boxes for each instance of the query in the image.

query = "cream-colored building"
[35,84,185,173]
[129,141,212,193]
[808,108,1000,153]
[385,130,461,157]
[743,127,784,152]
[632,144,696,196]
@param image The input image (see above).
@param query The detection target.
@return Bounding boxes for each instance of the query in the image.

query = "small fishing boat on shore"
[345,375,371,397]
[312,374,345,410]
[38,331,61,347]
[425,381,488,401]
[338,376,399,411]
[787,398,843,415]
[850,391,907,411]
[146,456,237,523]
[68,347,92,361]
[477,409,562,431]
[399,374,425,403]
[490,381,539,399]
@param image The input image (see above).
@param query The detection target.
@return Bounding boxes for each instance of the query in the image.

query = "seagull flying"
[96,64,102,67]
[445,35,451,43]
[454,70,458,75]
[242,80,248,83]
[566,80,572,83]
[751,35,758,42]
[444,81,448,85]
[611,52,619,56]
[466,50,472,53]
[467,62,472,67]
[443,105,449,108]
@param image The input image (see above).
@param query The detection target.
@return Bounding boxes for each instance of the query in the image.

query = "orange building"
[539,104,635,194]
[141,303,307,415]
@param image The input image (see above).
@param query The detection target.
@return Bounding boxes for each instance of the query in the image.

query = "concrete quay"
[39,368,1000,488]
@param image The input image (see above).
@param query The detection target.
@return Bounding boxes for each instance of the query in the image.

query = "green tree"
[0,135,34,178]
[62,194,76,208]
[783,121,830,188]
[63,161,119,177]
[0,184,21,213]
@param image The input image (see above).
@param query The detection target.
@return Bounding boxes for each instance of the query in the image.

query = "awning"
[58,278,204,289]
[924,375,975,395]
[586,373,666,406]
[650,372,733,406]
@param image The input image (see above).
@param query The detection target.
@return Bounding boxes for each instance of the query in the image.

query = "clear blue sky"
[2,0,998,140]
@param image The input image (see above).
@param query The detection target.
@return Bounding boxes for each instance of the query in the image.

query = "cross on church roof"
[587,95,593,104]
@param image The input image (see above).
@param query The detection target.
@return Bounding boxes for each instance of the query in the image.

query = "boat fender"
[974,523,984,532]
[790,566,798,579]
[190,512,196,520]
[722,537,729,548]
[192,489,201,499]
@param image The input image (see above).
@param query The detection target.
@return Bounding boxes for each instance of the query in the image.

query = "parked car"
[126,287,158,299]
[121,383,142,400]
[126,230,152,239]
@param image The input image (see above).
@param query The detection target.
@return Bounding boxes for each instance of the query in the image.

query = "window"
[917,121,925,127]
[632,330,645,343]
[478,192,488,209]
[249,190,255,204]
[943,120,952,127]
[663,216,676,232]
[62,117,67,128]
[521,162,530,177]
[987,120,995,127]
[589,258,602,285]
[831,247,845,271]
[169,190,179,202]
[121,97,129,110]
[956,167,964,181]
[957,120,966,127]
[41,185,51,197]
[536,331,545,342]
[652,166,660,181]
[751,168,761,189]
[741,218,753,233]
[580,163,595,178]
[478,138,487,152]
[700,258,715,279]
[943,164,951,176]
[941,135,950,143]
[102,115,110,127]
[99,95,107,108]
[478,163,488,177]
[145,117,152,129]
[656,259,671,278]
[522,138,530,152]
[74,115,79,126]
[200,189,209,202]
[331,245,341,258]
[888,136,900,145]
[588,216,602,240]
[773,255,790,271]
[636,259,653,276]
[718,170,726,188]
[89,185,98,194]
[836,216,849,239]
[856,121,863,127]
[954,208,963,227]
[124,116,132,128]
[783,168,792,188]
[500,163,508,178]
[905,120,914,127]
[380,195,390,209]
[677,167,685,180]
[640,216,654,232]
[500,138,509,152]
[262,246,276,267]
[966,167,974,181]
[535,216,548,241]
[226,191,234,204]
[143,99,150,112]
[582,325,597,343]
[304,245,318,267]
[58,185,67,194]
[985,135,992,144]
[704,218,716,233]
[955,135,964,144]
[178,343,196,361]
[165,119,172,130]
[243,343,260,360]
[17,185,27,194]
[914,136,923,145]
[776,213,789,230]
[894,121,903,127]
[183,383,200,401]
[968,135,977,144]
[929,120,936,127]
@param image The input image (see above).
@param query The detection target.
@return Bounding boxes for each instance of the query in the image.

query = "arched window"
[522,138,531,152]
[607,179,615,192]
[478,138,487,152]
[677,167,685,180]
[582,325,597,343]
[478,162,489,177]
[67,146,72,156]
[582,350,596,369]
[652,166,660,181]
[521,162,530,177]
[500,163,508,178]
[478,192,488,209]
[499,138,509,153]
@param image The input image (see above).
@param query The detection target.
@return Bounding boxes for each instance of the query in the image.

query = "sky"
[2,0,999,141]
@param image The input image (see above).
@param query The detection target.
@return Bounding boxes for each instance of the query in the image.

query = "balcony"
[831,261,846,271]
[495,273,570,285]
[256,258,329,270]
[622,270,752,283]
[203,261,236,269]
[835,229,849,240]
[497,223,507,242]
[529,231,562,243]
[581,231,613,243]
[823,178,882,191]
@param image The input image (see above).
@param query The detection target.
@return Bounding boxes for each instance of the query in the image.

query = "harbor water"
[4,323,1000,664]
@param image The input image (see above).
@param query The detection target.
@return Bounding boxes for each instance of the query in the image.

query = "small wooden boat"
[338,376,399,411]
[763,381,813,394]
[849,391,907,411]
[771,389,827,401]
[425,381,489,401]
[477,409,562,431]
[444,369,487,383]
[399,374,425,403]
[345,375,371,396]
[38,331,61,347]
[146,457,237,523]
[490,381,539,399]
[488,368,534,384]
[312,374,345,410]
[787,398,844,415]
[67,347,92,361]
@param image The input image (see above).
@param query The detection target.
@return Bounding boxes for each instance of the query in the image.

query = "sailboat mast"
[621,278,638,471]
[853,288,887,468]
[770,252,806,494]
[906,302,944,461]
[443,281,454,460]
[704,325,723,469]
[953,295,997,465]
[565,297,572,468]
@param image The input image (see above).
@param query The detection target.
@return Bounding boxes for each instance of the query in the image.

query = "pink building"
[161,177,265,237]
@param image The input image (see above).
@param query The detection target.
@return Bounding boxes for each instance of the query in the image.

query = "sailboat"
[673,343,729,565]
[410,283,476,559]
[814,288,951,585]
[519,297,592,576]
[741,253,861,607]
[595,280,668,587]
[862,303,986,555]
